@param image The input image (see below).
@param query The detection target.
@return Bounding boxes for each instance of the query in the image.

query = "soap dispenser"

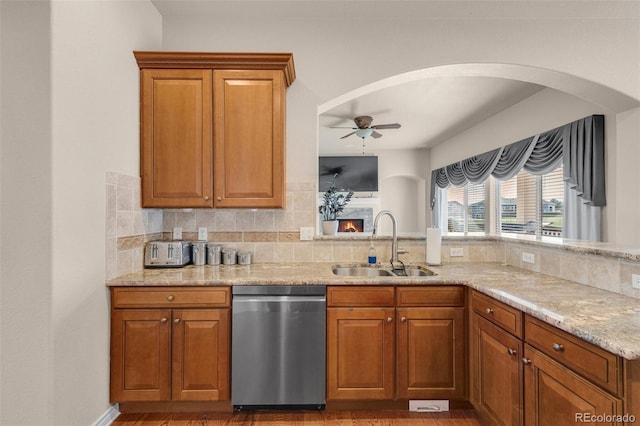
[368,241,377,265]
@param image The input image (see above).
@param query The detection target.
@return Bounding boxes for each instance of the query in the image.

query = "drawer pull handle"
[167,295,174,301]
[160,318,168,323]
[552,343,564,352]
[522,358,532,365]
[387,317,393,323]
[486,308,494,314]
[507,348,517,356]
[400,317,407,323]
[173,318,181,324]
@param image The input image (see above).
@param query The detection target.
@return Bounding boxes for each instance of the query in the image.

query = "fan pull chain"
[361,137,366,155]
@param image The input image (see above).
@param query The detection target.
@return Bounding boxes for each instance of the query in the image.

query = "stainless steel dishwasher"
[231,285,326,410]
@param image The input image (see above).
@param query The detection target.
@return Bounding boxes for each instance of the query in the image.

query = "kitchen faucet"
[372,210,406,272]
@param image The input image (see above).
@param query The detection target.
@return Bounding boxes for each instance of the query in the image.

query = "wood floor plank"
[112,410,481,426]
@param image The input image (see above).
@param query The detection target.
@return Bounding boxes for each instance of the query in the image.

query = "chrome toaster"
[144,241,192,268]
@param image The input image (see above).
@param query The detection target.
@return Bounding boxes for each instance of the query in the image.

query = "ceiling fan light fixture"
[355,128,373,139]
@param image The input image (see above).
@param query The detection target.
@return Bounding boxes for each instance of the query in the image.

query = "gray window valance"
[430,115,605,208]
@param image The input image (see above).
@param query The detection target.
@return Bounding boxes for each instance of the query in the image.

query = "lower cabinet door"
[397,307,466,400]
[327,307,395,400]
[172,308,230,401]
[524,344,623,426]
[110,309,171,402]
[471,314,523,426]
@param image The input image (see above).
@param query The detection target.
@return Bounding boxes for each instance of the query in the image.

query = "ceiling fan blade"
[371,123,401,130]
[371,130,383,138]
[330,126,358,129]
[340,131,357,139]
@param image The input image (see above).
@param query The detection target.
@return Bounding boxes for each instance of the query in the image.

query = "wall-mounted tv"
[319,156,379,192]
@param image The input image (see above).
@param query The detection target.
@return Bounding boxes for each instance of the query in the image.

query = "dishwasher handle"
[233,295,326,304]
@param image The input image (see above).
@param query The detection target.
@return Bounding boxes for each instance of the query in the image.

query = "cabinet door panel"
[141,69,213,207]
[471,314,523,426]
[327,307,395,400]
[172,309,230,401]
[524,345,623,426]
[213,70,285,208]
[110,309,171,402]
[214,70,285,208]
[397,307,466,399]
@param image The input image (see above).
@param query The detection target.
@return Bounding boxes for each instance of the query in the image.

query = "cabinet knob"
[203,196,209,201]
[486,308,494,314]
[167,295,174,301]
[387,317,393,323]
[552,343,564,352]
[217,196,222,201]
[522,358,532,365]
[160,317,168,323]
[400,317,407,323]
[173,318,181,324]
[507,348,517,356]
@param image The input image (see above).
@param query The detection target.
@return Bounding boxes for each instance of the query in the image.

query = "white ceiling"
[319,77,543,155]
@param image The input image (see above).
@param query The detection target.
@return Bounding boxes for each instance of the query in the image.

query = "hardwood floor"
[112,410,482,425]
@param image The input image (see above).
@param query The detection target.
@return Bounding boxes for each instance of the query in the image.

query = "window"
[496,166,564,238]
[445,182,486,234]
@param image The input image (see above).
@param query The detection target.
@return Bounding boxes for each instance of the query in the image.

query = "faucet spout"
[372,210,401,268]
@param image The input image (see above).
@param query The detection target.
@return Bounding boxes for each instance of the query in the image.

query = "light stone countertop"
[106,262,640,360]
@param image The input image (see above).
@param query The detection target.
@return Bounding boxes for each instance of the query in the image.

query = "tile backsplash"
[105,172,640,299]
[105,172,162,280]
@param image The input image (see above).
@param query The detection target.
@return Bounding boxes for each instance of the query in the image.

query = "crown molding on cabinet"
[133,51,296,87]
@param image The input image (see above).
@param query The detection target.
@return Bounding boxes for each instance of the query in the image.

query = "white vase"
[322,220,339,236]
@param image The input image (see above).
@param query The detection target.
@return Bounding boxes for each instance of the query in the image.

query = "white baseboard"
[92,403,120,426]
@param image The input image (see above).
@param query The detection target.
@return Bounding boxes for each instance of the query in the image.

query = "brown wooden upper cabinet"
[134,52,295,208]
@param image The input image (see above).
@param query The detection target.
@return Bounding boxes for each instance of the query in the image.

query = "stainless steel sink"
[332,265,395,277]
[331,264,436,277]
[391,266,436,277]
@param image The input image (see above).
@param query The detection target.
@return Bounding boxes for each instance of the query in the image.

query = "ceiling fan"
[332,115,401,140]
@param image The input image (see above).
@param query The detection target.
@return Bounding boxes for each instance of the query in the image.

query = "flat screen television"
[319,156,378,192]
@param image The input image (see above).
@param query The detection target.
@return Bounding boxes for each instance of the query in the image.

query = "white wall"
[612,107,640,245]
[161,2,640,243]
[381,176,420,233]
[378,149,429,234]
[1,1,162,425]
[50,3,161,424]
[1,2,53,425]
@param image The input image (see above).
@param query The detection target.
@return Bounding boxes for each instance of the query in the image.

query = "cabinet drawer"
[112,287,231,308]
[327,286,394,307]
[471,290,522,338]
[524,315,621,395]
[396,286,465,307]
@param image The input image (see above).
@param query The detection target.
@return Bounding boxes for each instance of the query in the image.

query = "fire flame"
[339,220,363,233]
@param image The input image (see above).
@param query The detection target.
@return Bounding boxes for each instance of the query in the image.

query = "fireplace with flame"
[338,219,364,233]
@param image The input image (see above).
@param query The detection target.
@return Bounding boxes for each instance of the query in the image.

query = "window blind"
[496,166,564,237]
[446,182,486,234]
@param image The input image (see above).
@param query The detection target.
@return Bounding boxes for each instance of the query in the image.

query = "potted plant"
[319,174,354,236]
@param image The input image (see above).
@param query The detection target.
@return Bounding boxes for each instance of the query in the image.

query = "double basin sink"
[332,263,436,277]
